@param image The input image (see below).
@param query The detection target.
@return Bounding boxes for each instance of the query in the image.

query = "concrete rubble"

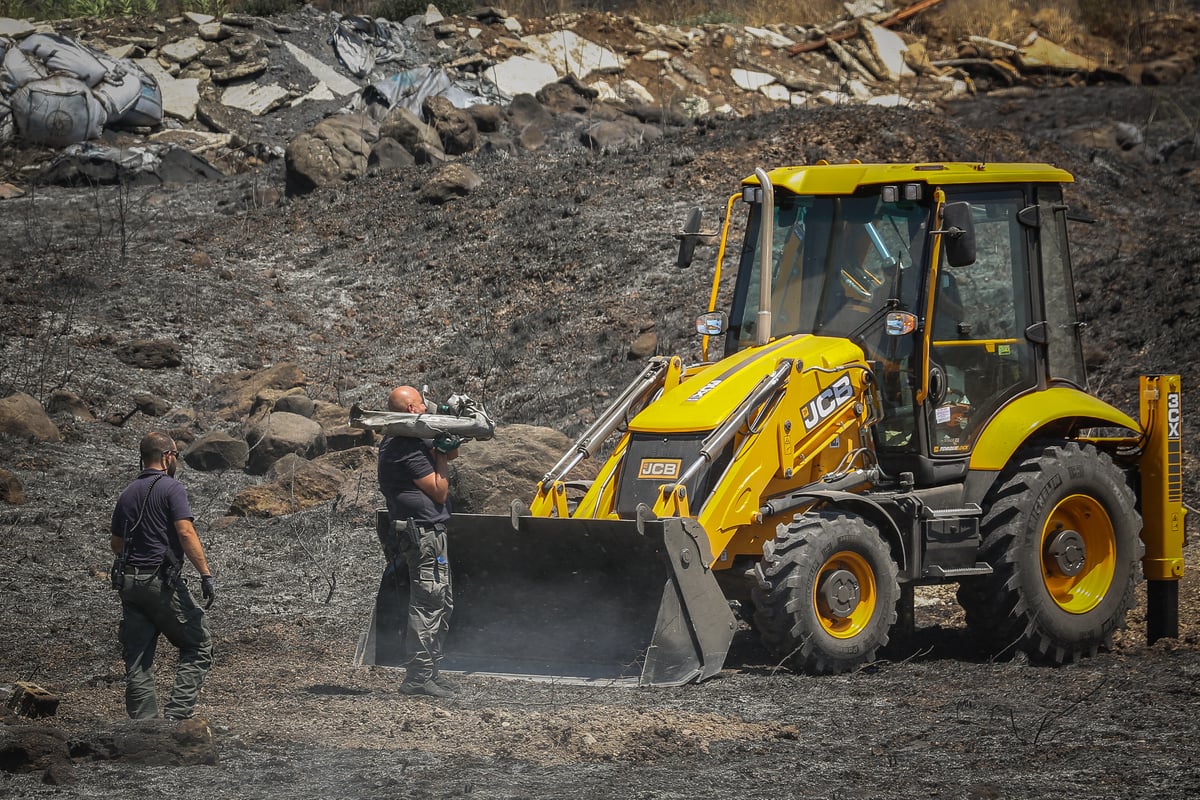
[0,1,1195,192]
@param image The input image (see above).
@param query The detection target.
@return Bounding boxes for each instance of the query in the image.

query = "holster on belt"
[392,518,421,548]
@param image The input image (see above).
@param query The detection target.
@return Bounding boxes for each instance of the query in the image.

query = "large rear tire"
[751,512,900,674]
[956,441,1142,664]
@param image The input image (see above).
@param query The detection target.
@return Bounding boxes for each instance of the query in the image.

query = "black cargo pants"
[118,567,213,720]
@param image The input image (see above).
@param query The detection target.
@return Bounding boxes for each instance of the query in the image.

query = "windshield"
[727,190,930,352]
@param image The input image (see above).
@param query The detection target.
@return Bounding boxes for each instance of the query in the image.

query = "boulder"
[419,163,482,205]
[0,723,70,772]
[65,718,217,766]
[284,113,376,196]
[0,468,26,505]
[467,103,503,133]
[506,93,553,133]
[227,453,344,516]
[272,393,315,418]
[0,393,61,442]
[114,339,182,369]
[183,431,249,471]
[208,362,306,420]
[326,425,375,451]
[367,138,415,174]
[45,389,93,420]
[448,424,596,514]
[244,411,327,474]
[379,107,444,164]
[422,95,478,156]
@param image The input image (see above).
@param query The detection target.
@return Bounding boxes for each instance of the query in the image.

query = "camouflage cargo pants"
[399,522,454,684]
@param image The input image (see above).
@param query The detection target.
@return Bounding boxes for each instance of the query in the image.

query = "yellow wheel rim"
[814,550,877,638]
[1041,494,1116,614]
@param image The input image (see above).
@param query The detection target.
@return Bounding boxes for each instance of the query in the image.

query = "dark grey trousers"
[400,525,453,684]
[118,571,213,720]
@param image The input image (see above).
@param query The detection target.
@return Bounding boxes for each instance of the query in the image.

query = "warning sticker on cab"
[638,458,682,480]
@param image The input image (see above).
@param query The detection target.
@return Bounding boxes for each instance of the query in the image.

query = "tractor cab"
[713,163,1087,487]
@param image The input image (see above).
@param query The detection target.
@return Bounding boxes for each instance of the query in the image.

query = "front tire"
[957,441,1142,664]
[752,512,900,674]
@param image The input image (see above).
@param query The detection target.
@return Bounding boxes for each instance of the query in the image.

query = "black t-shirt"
[110,469,193,568]
[377,435,450,524]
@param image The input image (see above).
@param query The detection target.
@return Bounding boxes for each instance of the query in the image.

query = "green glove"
[432,434,463,454]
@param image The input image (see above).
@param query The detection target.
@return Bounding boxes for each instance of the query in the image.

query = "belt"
[126,565,162,575]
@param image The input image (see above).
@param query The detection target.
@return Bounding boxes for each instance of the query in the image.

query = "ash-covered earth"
[2,7,1200,799]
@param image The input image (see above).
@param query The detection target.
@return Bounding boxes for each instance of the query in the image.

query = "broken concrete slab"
[104,43,137,60]
[221,81,290,114]
[283,41,359,96]
[486,55,558,97]
[861,19,915,81]
[744,26,794,49]
[521,29,623,79]
[731,68,776,91]
[0,17,36,37]
[760,83,791,102]
[618,78,654,105]
[149,128,234,154]
[160,36,207,65]
[183,11,215,25]
[292,81,335,105]
[135,57,200,121]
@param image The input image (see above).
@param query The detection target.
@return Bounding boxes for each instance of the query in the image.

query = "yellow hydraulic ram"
[1140,374,1187,643]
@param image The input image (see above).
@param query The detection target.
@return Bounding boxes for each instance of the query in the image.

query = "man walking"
[110,431,215,720]
[377,385,459,698]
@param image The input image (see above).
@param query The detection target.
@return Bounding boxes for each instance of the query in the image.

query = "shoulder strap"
[125,473,166,538]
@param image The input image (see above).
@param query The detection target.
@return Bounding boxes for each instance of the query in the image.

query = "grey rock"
[419,163,482,205]
[114,339,182,369]
[183,431,249,471]
[379,106,445,164]
[284,113,376,195]
[422,95,478,156]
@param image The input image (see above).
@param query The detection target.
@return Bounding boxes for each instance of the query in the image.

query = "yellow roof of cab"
[748,162,1075,195]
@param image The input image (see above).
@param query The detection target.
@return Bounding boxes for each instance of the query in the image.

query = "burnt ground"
[3,11,1200,799]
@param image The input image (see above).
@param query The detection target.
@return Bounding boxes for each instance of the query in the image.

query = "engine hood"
[629,334,867,434]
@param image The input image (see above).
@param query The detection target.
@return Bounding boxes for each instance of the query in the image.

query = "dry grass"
[918,0,1183,53]
[503,0,848,26]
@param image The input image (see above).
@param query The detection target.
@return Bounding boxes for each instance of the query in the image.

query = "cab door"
[925,189,1038,455]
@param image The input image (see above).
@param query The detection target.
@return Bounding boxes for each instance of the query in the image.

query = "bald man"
[377,385,460,697]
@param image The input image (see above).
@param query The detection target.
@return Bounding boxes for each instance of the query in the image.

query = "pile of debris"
[0,1,1194,192]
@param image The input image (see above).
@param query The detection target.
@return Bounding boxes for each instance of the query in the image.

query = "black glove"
[200,575,215,609]
[432,434,463,454]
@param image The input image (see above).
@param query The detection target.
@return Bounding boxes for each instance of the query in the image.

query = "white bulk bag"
[19,33,108,87]
[10,74,107,146]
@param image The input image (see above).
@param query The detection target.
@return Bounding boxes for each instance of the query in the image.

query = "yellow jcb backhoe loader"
[356,161,1186,686]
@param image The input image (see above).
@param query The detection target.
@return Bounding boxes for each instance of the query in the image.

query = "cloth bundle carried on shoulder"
[349,394,495,441]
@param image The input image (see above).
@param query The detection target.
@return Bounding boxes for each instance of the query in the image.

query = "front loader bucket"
[354,511,736,686]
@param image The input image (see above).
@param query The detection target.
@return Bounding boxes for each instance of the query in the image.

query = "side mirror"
[675,207,703,268]
[695,311,726,336]
[937,201,976,267]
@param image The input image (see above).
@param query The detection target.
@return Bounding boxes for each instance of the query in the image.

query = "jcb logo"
[1167,392,1181,439]
[638,459,682,480]
[801,374,855,432]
